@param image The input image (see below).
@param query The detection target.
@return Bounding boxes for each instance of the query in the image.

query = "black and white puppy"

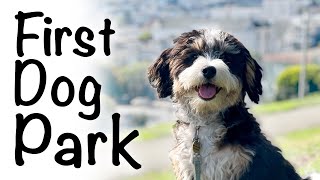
[148,29,309,180]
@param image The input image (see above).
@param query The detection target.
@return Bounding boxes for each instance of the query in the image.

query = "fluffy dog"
[148,29,309,180]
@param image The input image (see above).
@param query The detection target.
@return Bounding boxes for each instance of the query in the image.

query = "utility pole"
[298,7,310,99]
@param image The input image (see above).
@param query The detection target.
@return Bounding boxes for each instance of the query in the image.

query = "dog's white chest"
[170,123,253,180]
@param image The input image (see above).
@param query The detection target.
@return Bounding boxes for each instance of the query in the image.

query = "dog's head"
[148,29,262,114]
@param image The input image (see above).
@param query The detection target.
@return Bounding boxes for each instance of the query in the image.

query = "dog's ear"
[148,48,173,98]
[243,50,263,103]
[173,30,201,44]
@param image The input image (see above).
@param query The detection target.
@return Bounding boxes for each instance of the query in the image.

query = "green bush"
[276,64,320,100]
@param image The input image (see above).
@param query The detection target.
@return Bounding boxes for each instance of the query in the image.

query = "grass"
[126,169,175,180]
[137,121,173,141]
[130,127,320,179]
[276,127,320,176]
[252,92,320,114]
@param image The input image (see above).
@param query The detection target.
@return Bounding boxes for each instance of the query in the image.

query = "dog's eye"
[191,53,199,59]
[185,53,199,65]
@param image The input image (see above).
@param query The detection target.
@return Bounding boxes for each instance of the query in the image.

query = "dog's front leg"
[169,148,195,180]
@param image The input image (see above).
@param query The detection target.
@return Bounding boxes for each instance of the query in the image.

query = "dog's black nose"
[202,66,216,79]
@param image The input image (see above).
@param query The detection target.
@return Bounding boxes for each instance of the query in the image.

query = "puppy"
[148,29,309,180]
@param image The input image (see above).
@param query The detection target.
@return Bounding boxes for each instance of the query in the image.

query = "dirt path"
[99,105,320,180]
[257,105,320,137]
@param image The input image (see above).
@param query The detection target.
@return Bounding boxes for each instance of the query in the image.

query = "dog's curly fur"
[148,29,309,180]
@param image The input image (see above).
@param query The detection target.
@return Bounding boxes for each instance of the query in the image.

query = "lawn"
[137,121,173,141]
[130,127,320,179]
[252,92,320,114]
[275,127,320,176]
[127,169,175,180]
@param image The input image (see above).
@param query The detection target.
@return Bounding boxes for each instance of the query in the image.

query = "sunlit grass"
[137,121,173,141]
[126,169,175,180]
[252,92,320,114]
[276,127,320,176]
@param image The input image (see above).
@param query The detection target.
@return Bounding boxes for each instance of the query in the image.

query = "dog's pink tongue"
[198,84,217,99]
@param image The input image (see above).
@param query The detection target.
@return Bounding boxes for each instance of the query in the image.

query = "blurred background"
[92,0,320,179]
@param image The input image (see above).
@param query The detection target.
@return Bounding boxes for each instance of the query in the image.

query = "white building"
[262,0,310,20]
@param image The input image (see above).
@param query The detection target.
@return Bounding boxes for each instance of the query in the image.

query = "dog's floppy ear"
[148,48,173,98]
[243,50,263,103]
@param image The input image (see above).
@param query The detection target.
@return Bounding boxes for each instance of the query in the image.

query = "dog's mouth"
[196,83,221,101]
